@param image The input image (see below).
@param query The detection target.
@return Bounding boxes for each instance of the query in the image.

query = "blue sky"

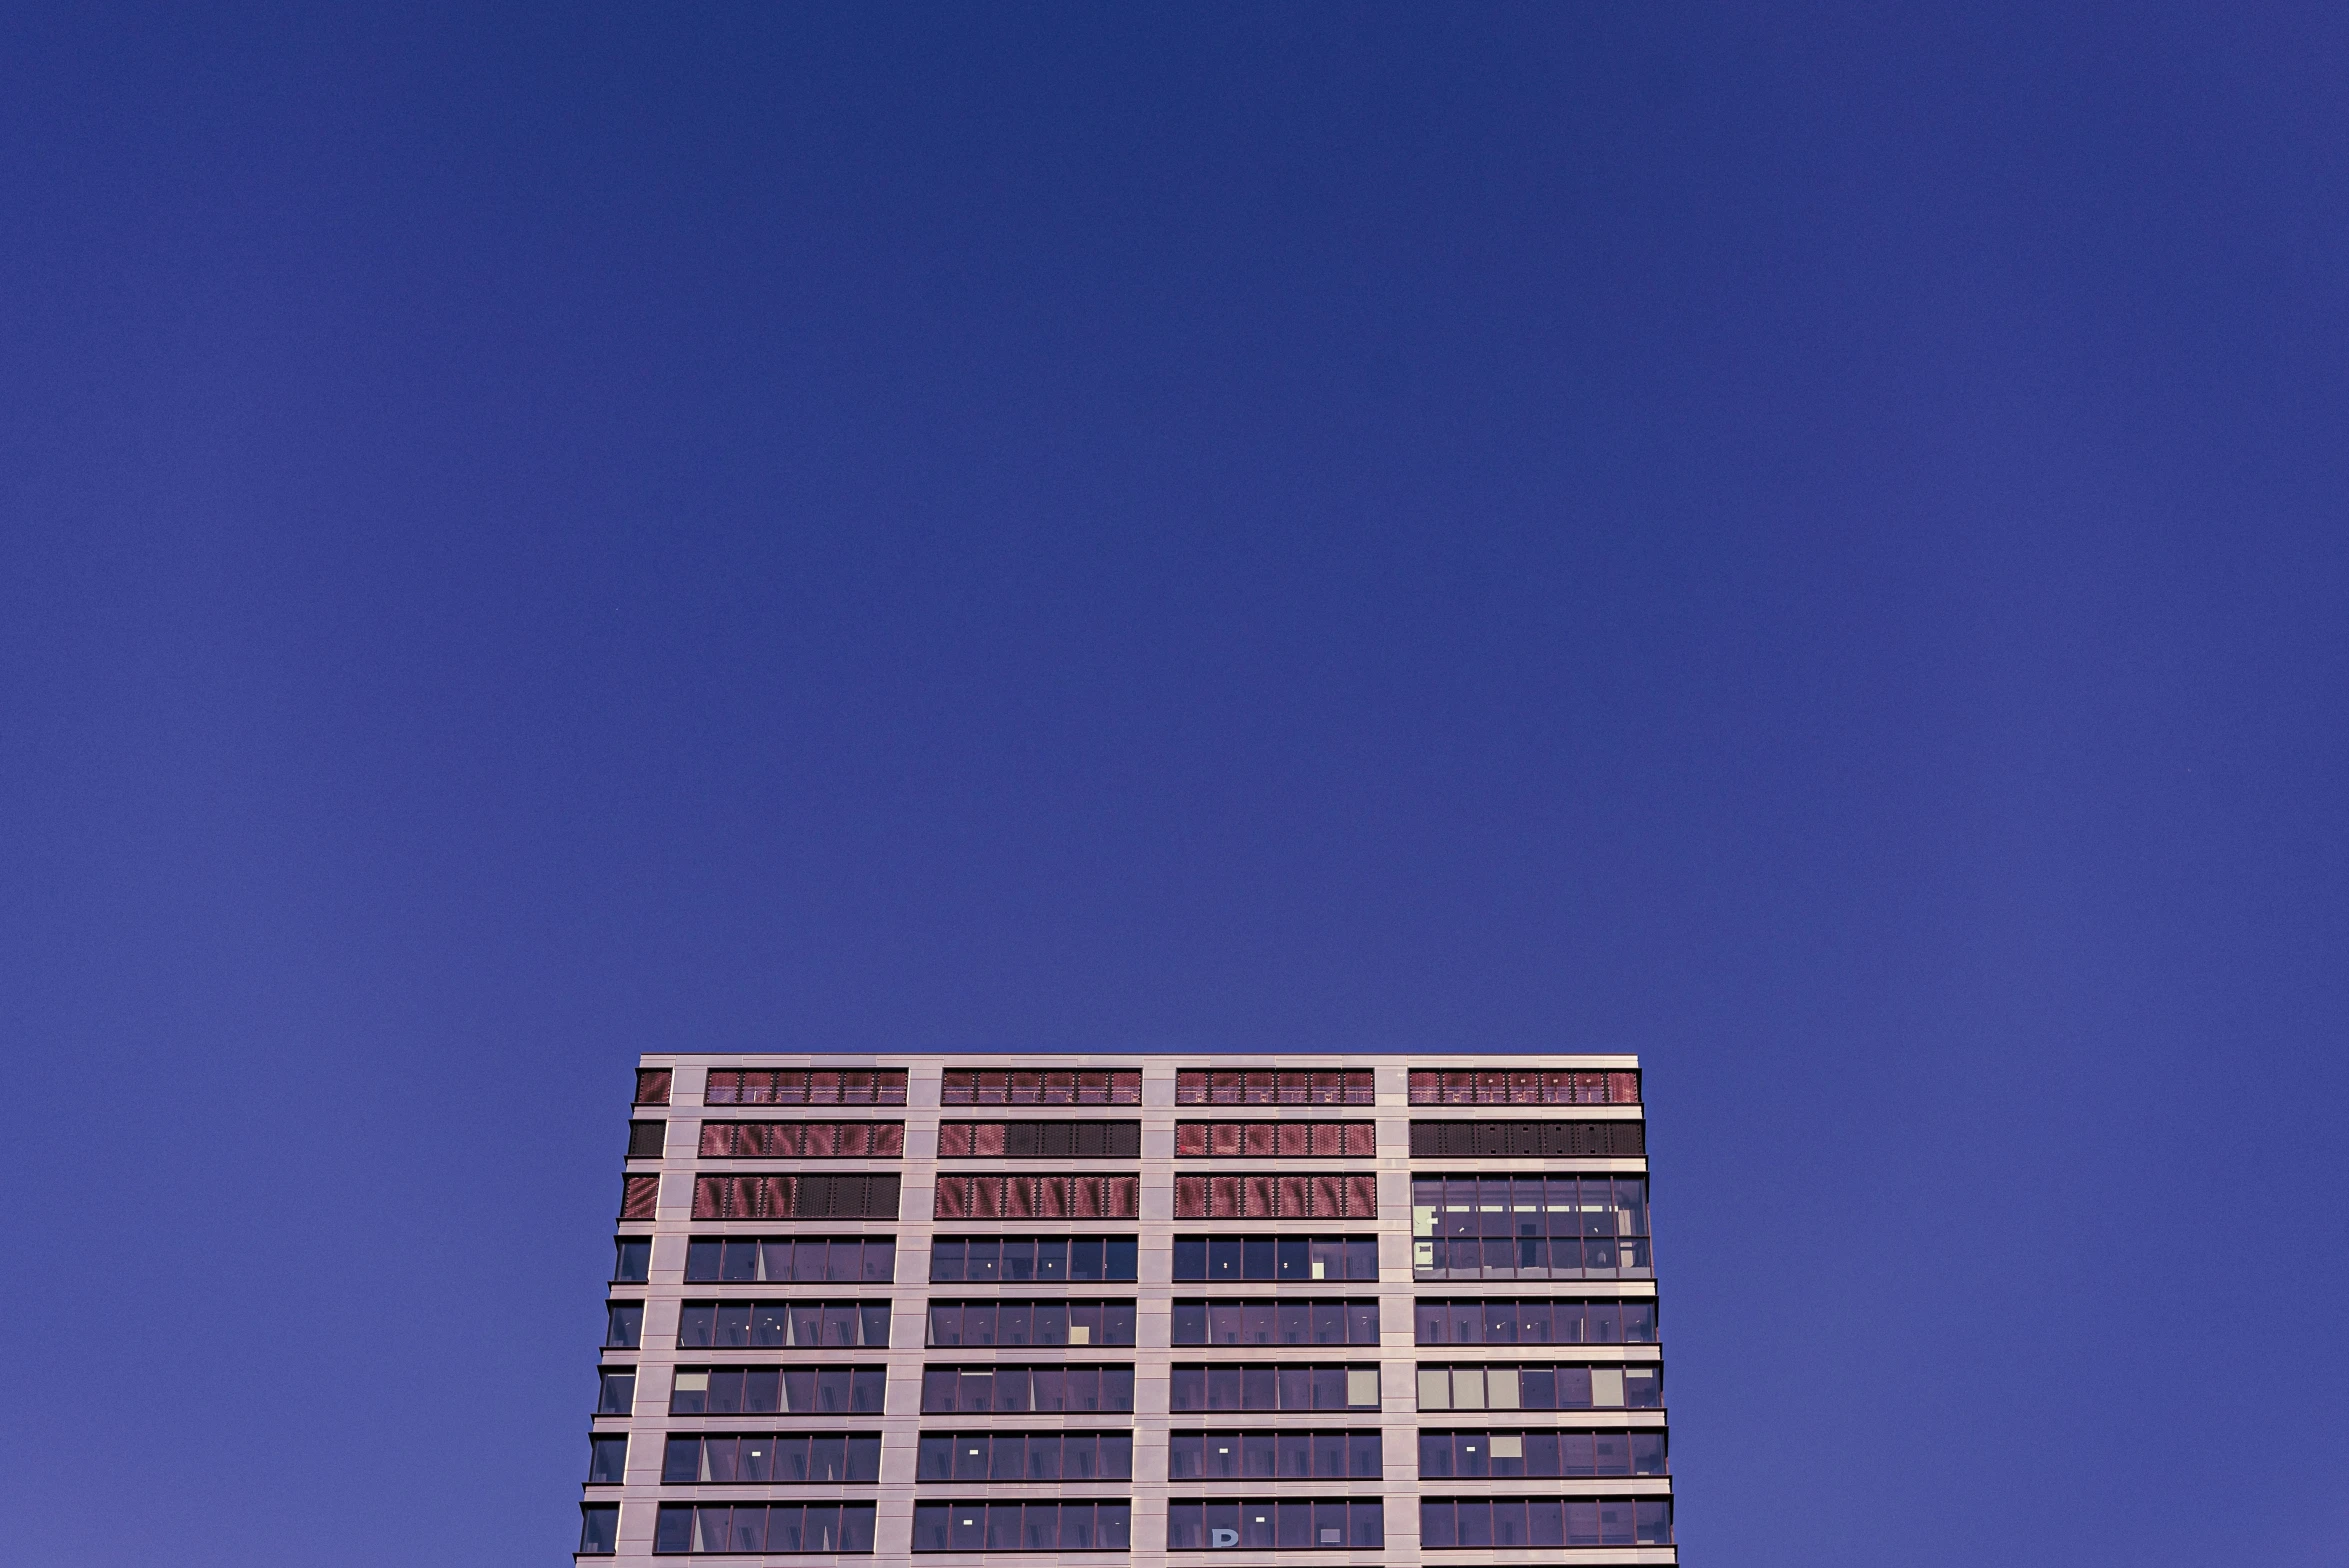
[3,6,2345,1565]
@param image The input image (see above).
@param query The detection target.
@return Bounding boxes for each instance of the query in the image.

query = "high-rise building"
[581,1054,1670,1565]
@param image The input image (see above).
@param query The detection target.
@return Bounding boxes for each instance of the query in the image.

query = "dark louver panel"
[1408,1121,1645,1158]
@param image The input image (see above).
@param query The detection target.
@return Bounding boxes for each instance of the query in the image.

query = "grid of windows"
[1411,1176,1651,1280]
[937,1120,1142,1158]
[1169,1431,1383,1481]
[1170,1300,1379,1346]
[685,1235,897,1282]
[698,1120,905,1158]
[1172,1173,1377,1219]
[920,1365,1137,1414]
[703,1068,907,1105]
[655,1503,877,1555]
[1165,1500,1384,1550]
[1417,1428,1667,1478]
[1412,1297,1658,1344]
[926,1299,1137,1347]
[917,1432,1135,1482]
[1419,1497,1671,1548]
[1175,1121,1377,1157]
[912,1502,1132,1552]
[676,1300,891,1348]
[589,1056,1672,1565]
[1168,1365,1380,1411]
[690,1172,901,1220]
[929,1235,1139,1282]
[1175,1070,1376,1104]
[662,1432,883,1483]
[932,1173,1141,1220]
[1408,1119,1646,1158]
[669,1365,887,1415]
[940,1069,1141,1105]
[1408,1068,1639,1105]
[1414,1363,1662,1411]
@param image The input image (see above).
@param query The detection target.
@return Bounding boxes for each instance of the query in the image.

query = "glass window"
[579,1503,620,1555]
[596,1369,634,1415]
[603,1301,643,1349]
[588,1435,628,1484]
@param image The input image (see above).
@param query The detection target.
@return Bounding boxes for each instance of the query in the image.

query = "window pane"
[579,1503,620,1555]
[588,1435,629,1484]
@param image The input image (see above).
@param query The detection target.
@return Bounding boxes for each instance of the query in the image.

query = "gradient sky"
[4,6,2346,1565]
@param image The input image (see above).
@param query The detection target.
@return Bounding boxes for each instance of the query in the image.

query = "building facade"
[581,1054,1670,1566]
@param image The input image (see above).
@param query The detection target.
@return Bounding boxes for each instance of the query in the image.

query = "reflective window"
[676,1300,891,1349]
[1169,1300,1378,1346]
[928,1236,1138,1282]
[926,1300,1136,1347]
[1175,1070,1375,1105]
[1167,1365,1379,1412]
[1167,1431,1381,1480]
[596,1368,635,1415]
[698,1121,906,1158]
[1419,1497,1669,1548]
[938,1121,1141,1158]
[580,1503,620,1555]
[911,1502,1132,1552]
[1407,1069,1638,1105]
[1171,1236,1378,1282]
[604,1301,644,1348]
[612,1238,652,1283]
[1174,1122,1376,1157]
[691,1172,901,1220]
[1410,1177,1651,1280]
[1416,1429,1666,1478]
[914,1432,1134,1482]
[662,1432,883,1484]
[654,1503,877,1554]
[621,1174,660,1220]
[940,1070,1140,1105]
[1165,1500,1383,1550]
[1412,1363,1661,1411]
[933,1174,1140,1220]
[684,1236,896,1284]
[670,1366,887,1415]
[1172,1174,1377,1220]
[704,1069,906,1105]
[917,1365,1136,1414]
[1411,1297,1657,1344]
[588,1435,629,1484]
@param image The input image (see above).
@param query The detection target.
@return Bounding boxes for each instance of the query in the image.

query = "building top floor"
[628,1055,1643,1112]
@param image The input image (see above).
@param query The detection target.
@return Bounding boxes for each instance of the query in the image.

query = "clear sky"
[3,6,2345,1565]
